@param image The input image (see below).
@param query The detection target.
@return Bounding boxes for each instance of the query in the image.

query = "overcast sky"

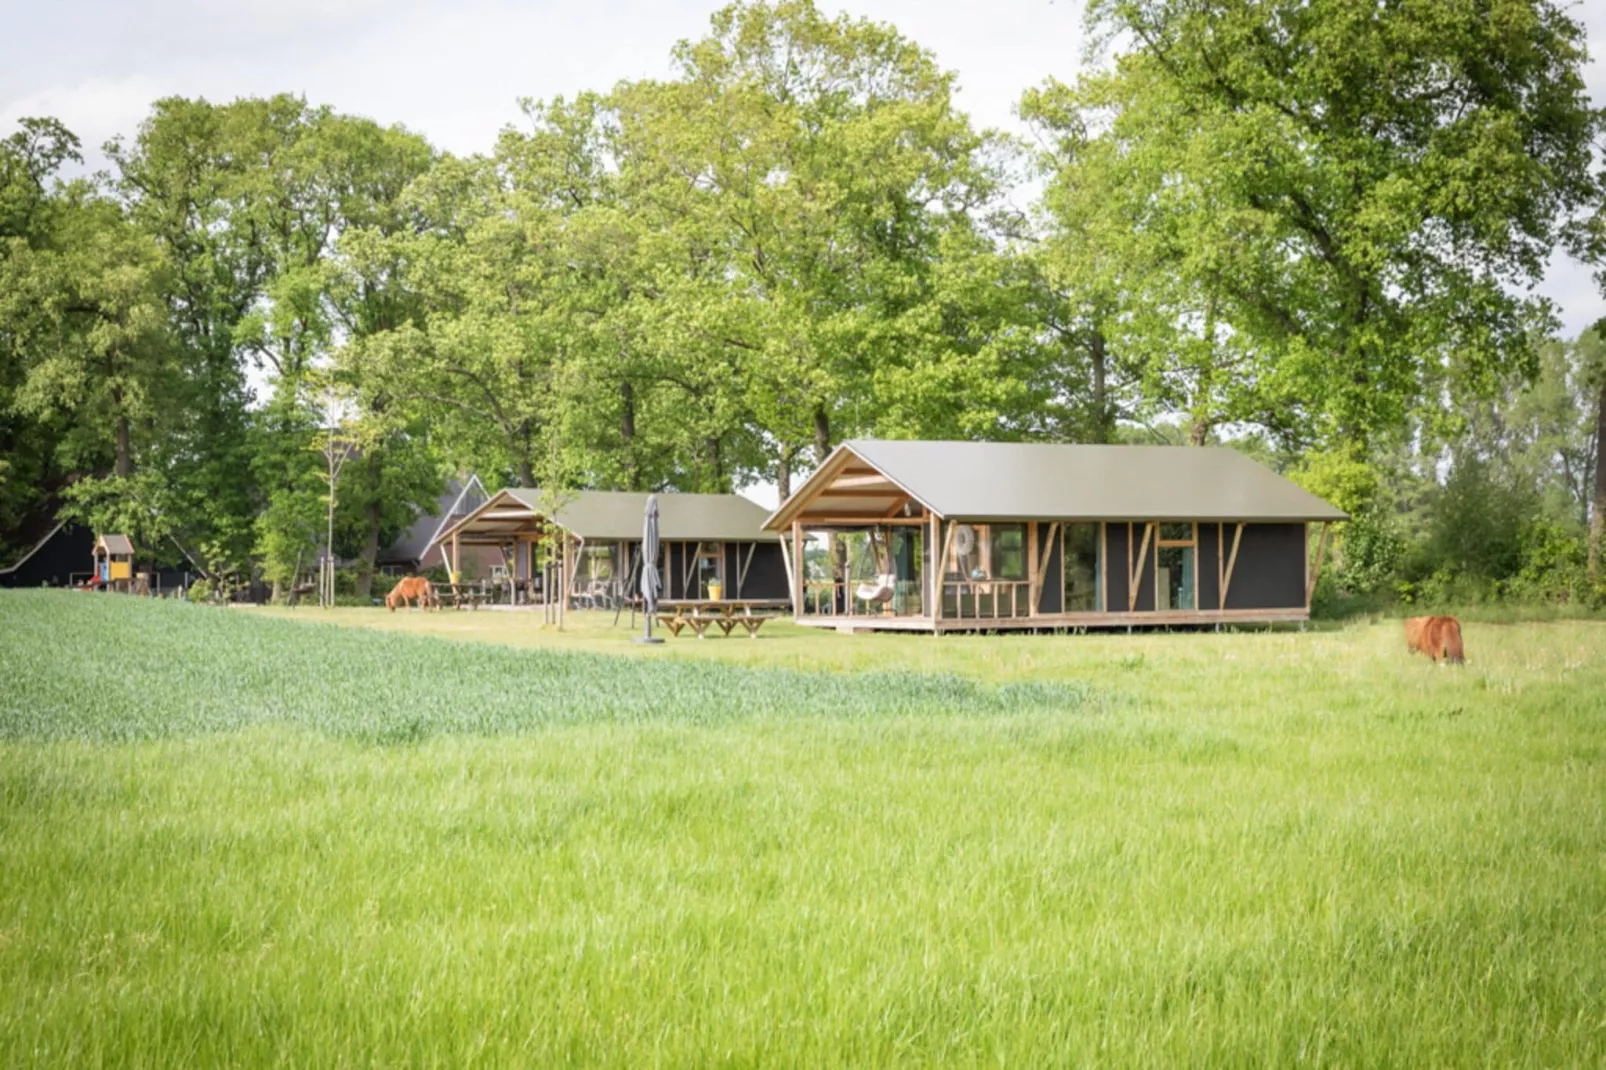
[5,0,1601,326]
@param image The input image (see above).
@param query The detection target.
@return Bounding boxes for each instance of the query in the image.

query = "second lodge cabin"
[764,440,1347,633]
[430,488,787,608]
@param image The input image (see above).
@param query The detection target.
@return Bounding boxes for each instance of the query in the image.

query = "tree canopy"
[1,0,1603,604]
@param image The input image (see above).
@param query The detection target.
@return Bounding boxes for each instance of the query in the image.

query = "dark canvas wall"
[735,543,788,599]
[1223,523,1306,610]
[1102,523,1156,612]
[1196,522,1221,610]
[1103,523,1128,612]
[1035,524,1063,614]
[0,523,94,588]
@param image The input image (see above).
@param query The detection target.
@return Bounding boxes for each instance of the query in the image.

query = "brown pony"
[386,576,437,612]
[1405,616,1465,665]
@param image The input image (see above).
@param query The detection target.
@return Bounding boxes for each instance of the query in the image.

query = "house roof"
[378,475,490,565]
[765,440,1348,528]
[433,488,779,547]
[96,533,135,555]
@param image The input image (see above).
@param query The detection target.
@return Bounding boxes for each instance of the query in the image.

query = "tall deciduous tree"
[1060,0,1603,461]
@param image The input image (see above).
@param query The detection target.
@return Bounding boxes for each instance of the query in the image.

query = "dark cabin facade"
[763,440,1346,633]
[430,488,786,608]
[0,521,95,588]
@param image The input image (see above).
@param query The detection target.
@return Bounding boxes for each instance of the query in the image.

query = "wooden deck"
[796,607,1310,634]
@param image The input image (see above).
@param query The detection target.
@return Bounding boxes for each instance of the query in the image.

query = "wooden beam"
[1027,522,1038,615]
[791,521,803,616]
[831,473,897,488]
[1221,522,1245,610]
[935,520,958,622]
[798,515,927,526]
[816,488,903,498]
[1100,522,1108,612]
[1128,522,1153,612]
[1306,521,1332,607]
[881,497,912,518]
[737,540,758,597]
[1031,522,1060,615]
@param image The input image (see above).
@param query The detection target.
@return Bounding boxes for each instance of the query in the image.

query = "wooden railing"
[803,580,925,618]
[942,579,1030,620]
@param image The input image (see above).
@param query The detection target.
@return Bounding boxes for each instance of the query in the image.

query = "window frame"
[1153,522,1198,612]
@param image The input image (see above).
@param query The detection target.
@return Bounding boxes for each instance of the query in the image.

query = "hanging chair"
[854,527,897,604]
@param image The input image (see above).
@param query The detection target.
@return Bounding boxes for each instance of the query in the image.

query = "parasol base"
[632,636,665,645]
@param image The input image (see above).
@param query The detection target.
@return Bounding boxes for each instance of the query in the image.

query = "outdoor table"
[654,598,790,638]
[438,583,491,611]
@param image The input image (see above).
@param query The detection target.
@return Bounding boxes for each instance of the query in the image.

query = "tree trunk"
[813,407,831,467]
[517,458,536,489]
[1089,329,1111,444]
[1590,377,1606,582]
[1189,418,1211,447]
[777,443,793,502]
[355,450,383,599]
[620,380,639,491]
[114,413,133,477]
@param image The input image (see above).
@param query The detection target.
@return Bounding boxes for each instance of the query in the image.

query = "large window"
[990,525,1026,580]
[947,523,1027,580]
[1155,523,1196,611]
[1063,523,1102,611]
[693,542,722,598]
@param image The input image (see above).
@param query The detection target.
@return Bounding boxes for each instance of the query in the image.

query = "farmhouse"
[764,440,1347,633]
[429,488,786,608]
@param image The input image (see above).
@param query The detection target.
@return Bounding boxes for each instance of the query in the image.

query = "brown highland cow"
[1405,616,1465,665]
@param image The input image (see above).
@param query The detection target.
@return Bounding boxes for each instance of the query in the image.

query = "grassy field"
[2,591,1604,1066]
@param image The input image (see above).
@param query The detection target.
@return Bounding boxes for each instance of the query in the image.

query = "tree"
[1062,0,1603,461]
[609,0,1011,491]
[0,118,82,558]
[2,183,179,550]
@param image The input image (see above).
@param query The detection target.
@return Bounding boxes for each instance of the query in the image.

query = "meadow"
[2,590,1604,1066]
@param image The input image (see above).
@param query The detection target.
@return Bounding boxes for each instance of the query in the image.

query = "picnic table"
[654,598,790,638]
[437,582,492,611]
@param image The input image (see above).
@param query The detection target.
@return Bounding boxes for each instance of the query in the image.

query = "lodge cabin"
[429,488,787,608]
[763,440,1347,633]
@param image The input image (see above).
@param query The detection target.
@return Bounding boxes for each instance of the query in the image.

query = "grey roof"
[97,534,135,555]
[771,440,1347,525]
[380,475,489,565]
[504,488,779,542]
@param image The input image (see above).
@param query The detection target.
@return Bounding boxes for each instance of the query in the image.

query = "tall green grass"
[0,592,1090,742]
[2,591,1604,1066]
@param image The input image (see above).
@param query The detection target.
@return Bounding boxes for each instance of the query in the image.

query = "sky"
[3,0,1604,503]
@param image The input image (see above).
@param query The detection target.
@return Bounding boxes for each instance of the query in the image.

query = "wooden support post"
[1128,522,1153,612]
[791,522,803,617]
[1306,521,1332,607]
[737,540,758,598]
[928,511,940,620]
[1221,523,1245,610]
[450,531,460,582]
[935,520,958,623]
[1100,522,1108,612]
[1027,522,1039,616]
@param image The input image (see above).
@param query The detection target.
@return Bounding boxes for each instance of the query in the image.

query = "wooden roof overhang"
[429,490,553,549]
[762,444,935,530]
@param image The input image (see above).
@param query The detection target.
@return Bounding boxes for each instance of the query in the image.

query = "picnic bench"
[437,582,492,611]
[654,598,790,638]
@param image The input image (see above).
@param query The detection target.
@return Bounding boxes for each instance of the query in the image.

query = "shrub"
[186,578,212,604]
